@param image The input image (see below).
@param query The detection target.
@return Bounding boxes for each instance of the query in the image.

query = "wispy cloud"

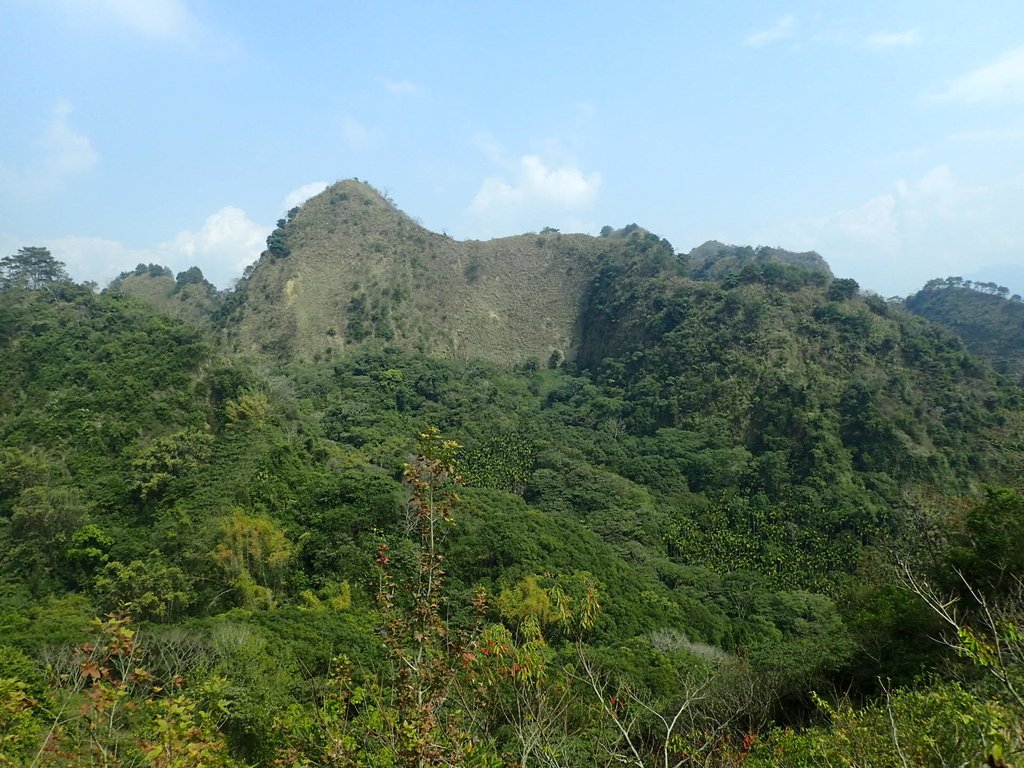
[864,29,921,50]
[826,166,984,241]
[780,166,1024,295]
[340,115,370,147]
[466,153,601,236]
[743,15,796,48]
[930,46,1024,104]
[46,206,269,289]
[43,0,203,44]
[0,99,98,195]
[949,123,1024,143]
[47,236,155,286]
[38,99,98,182]
[378,76,422,95]
[283,181,330,212]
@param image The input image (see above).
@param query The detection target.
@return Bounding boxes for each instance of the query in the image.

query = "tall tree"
[0,246,70,290]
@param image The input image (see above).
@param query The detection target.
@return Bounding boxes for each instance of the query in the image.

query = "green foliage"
[93,557,196,621]
[212,509,295,609]
[0,246,69,290]
[950,487,1024,593]
[749,683,1020,768]
[266,226,291,260]
[459,431,535,492]
[3,217,1024,765]
[827,276,859,301]
[174,265,214,293]
[132,429,215,503]
[0,615,242,767]
[907,278,1024,375]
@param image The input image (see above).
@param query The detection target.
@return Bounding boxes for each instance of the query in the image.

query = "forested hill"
[214,180,670,366]
[684,240,833,281]
[2,208,1024,763]
[906,276,1024,378]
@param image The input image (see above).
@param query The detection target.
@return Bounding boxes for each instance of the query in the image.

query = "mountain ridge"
[217,180,673,365]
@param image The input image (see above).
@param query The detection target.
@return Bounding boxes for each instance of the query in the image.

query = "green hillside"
[2,219,1023,764]
[107,263,221,326]
[906,276,1024,378]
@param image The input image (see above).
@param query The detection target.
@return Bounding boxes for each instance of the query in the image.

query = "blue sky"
[2,1,1024,296]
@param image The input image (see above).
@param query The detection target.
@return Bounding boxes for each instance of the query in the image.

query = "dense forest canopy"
[2,201,1023,766]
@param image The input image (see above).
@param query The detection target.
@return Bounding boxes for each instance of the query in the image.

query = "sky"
[2,1,1024,297]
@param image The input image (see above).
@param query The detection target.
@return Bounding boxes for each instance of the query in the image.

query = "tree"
[897,558,1024,713]
[174,266,216,295]
[269,428,493,767]
[827,277,859,301]
[0,247,69,290]
[212,509,295,609]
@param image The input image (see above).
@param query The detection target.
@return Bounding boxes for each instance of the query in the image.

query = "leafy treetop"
[0,247,70,290]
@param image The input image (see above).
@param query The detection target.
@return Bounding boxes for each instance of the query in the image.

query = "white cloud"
[283,181,330,211]
[466,155,601,236]
[949,124,1024,143]
[94,0,198,41]
[779,166,1024,295]
[0,99,98,194]
[864,29,921,50]
[471,156,601,212]
[161,206,269,279]
[930,47,1024,104]
[38,99,99,181]
[48,236,155,287]
[43,0,202,43]
[743,15,796,48]
[340,115,370,147]
[46,205,270,289]
[822,167,986,243]
[378,77,422,95]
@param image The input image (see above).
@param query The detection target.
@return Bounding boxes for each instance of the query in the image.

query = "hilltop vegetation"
[1,204,1023,766]
[907,276,1024,378]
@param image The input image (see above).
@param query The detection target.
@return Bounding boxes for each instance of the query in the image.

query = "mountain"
[217,180,670,366]
[906,277,1024,378]
[213,186,838,367]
